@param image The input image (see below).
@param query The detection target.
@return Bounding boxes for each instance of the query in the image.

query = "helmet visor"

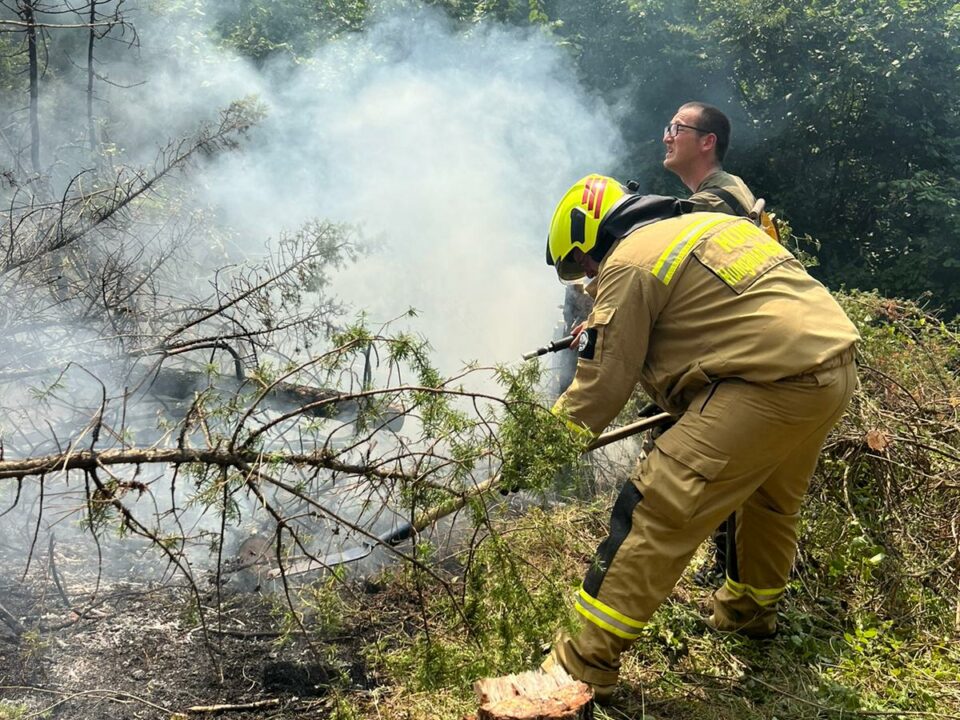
[556,253,586,283]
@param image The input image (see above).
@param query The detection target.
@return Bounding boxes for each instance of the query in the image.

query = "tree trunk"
[472,665,594,720]
[87,0,97,153]
[21,0,40,172]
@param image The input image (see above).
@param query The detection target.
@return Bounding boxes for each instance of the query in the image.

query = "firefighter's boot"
[707,585,778,639]
[541,630,619,705]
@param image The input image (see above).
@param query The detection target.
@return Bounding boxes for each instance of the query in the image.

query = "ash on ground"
[0,538,386,719]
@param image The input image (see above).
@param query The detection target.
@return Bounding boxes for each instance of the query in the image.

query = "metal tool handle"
[522,334,576,360]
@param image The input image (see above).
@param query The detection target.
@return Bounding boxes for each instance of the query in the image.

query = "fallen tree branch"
[268,412,674,577]
[0,446,416,481]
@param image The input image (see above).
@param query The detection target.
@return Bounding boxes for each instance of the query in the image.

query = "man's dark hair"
[680,101,731,162]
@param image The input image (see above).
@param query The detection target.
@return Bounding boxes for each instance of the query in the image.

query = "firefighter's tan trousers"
[552,360,857,689]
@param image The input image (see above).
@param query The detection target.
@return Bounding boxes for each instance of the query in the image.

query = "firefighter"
[663,100,764,585]
[541,175,859,703]
[664,101,756,216]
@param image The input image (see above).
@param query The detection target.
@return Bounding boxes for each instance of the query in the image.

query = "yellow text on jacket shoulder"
[694,219,794,293]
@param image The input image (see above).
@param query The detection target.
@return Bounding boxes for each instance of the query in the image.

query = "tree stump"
[471,663,594,720]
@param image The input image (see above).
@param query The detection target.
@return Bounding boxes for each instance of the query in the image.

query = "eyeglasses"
[663,121,711,138]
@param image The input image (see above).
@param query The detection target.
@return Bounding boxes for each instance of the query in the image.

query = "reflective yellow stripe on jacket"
[651,216,733,285]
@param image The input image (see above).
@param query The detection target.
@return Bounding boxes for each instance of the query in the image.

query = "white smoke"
[4,1,622,372]
[121,2,622,372]
[0,1,624,576]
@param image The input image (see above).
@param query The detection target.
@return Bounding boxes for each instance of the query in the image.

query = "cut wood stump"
[471,663,594,720]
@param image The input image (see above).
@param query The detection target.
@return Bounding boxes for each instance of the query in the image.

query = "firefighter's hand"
[569,321,586,348]
[650,418,676,440]
[641,415,677,455]
[637,401,663,418]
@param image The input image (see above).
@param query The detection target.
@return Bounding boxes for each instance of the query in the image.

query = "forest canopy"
[3,1,956,315]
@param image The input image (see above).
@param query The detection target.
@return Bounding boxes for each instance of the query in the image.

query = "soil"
[0,539,392,719]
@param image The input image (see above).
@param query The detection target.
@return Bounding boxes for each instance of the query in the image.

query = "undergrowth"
[322,290,960,719]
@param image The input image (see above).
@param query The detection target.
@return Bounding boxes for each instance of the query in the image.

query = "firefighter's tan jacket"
[554,212,860,433]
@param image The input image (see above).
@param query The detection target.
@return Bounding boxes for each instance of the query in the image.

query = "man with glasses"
[663,101,757,217]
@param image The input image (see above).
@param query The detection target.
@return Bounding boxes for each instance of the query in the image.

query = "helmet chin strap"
[590,195,694,263]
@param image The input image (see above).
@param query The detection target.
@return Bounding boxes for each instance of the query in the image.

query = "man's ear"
[700,132,718,154]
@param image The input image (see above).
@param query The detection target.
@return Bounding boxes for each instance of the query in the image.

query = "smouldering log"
[146,366,404,430]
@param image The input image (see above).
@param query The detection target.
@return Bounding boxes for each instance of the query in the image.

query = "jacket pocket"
[578,306,617,363]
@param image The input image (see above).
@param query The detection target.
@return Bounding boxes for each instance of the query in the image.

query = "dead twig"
[47,534,72,610]
[0,601,24,636]
[2,686,174,718]
[184,698,282,714]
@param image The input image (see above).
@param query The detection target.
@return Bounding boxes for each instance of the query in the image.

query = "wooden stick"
[0,601,24,636]
[185,698,281,714]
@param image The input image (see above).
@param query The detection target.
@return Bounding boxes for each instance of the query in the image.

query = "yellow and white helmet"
[546,174,629,282]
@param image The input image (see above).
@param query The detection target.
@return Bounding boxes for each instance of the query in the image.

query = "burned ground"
[0,542,396,719]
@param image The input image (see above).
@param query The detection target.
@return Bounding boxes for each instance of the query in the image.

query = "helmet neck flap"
[590,194,694,263]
